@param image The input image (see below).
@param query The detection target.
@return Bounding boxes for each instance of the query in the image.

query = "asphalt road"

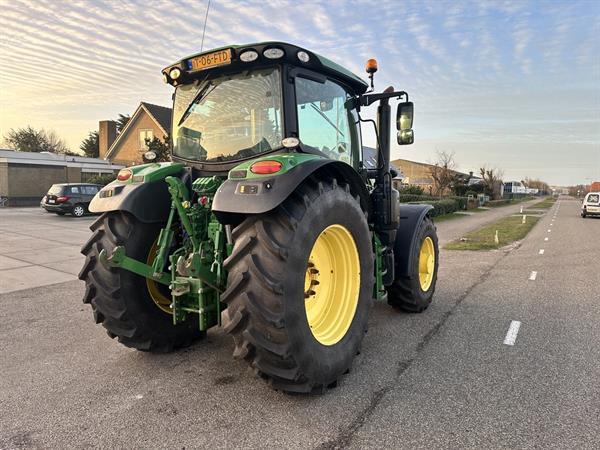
[1,198,598,449]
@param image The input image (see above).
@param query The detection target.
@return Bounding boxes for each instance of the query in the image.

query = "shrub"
[398,185,424,196]
[87,173,116,185]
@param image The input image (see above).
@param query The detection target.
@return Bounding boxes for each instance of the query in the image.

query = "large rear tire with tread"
[388,216,439,312]
[221,179,374,394]
[79,211,204,352]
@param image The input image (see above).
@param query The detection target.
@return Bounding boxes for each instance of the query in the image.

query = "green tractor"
[79,42,439,394]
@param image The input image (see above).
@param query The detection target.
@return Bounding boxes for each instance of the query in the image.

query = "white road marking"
[529,271,538,280]
[544,237,549,241]
[539,249,545,254]
[504,321,522,346]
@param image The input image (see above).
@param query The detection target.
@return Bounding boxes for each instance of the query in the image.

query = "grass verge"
[530,197,556,209]
[444,214,541,250]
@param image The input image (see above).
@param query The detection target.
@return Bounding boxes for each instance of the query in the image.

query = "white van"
[581,192,600,218]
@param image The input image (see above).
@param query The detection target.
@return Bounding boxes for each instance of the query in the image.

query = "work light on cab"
[297,51,310,63]
[263,48,284,59]
[240,50,259,62]
[169,68,181,80]
[117,169,132,182]
[281,137,300,148]
[250,160,283,174]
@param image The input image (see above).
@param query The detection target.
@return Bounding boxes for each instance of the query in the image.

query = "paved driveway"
[0,208,94,293]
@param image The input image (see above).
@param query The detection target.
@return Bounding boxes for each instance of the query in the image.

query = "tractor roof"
[164,41,369,94]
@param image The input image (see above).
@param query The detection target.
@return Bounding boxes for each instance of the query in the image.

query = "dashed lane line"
[504,321,522,346]
[529,271,538,281]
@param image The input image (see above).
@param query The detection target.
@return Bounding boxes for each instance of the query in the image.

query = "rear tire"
[79,211,204,351]
[388,216,439,312]
[221,179,374,393]
[72,204,86,217]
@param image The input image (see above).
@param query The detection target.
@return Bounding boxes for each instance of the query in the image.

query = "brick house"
[99,102,172,166]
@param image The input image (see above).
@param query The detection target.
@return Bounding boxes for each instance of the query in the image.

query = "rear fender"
[393,204,434,279]
[89,162,185,223]
[212,154,370,219]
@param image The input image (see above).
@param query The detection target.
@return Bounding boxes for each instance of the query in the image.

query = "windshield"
[47,185,64,195]
[172,68,283,162]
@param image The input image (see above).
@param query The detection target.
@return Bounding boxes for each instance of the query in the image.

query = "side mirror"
[397,101,413,130]
[320,100,333,112]
[397,101,414,145]
[398,129,414,145]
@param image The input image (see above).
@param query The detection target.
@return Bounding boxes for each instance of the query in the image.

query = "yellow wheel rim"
[418,236,435,292]
[146,239,172,314]
[304,224,360,346]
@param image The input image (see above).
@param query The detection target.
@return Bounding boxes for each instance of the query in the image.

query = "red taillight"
[56,196,69,203]
[250,160,282,175]
[117,169,132,182]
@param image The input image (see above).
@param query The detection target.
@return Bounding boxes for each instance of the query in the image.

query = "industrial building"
[0,150,123,206]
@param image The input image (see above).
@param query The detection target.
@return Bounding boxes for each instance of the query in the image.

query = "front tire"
[388,217,439,312]
[221,179,374,393]
[79,211,204,351]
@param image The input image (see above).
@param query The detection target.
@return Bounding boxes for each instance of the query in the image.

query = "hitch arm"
[98,246,171,286]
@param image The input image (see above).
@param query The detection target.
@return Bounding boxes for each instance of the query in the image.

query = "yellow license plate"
[189,49,232,71]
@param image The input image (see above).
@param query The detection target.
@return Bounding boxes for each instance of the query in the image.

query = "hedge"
[407,199,459,217]
[398,194,467,207]
[398,194,438,203]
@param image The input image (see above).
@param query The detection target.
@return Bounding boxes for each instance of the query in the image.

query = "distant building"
[0,149,123,206]
[504,181,538,196]
[588,181,600,192]
[390,158,472,194]
[100,102,171,166]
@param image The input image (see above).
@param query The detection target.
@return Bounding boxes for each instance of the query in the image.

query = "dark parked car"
[41,183,102,217]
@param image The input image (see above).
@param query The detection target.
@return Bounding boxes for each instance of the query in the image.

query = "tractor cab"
[162,42,411,174]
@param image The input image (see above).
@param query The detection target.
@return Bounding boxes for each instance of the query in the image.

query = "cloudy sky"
[1,0,598,185]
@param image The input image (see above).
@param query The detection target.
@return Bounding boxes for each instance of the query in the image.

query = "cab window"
[295,76,359,166]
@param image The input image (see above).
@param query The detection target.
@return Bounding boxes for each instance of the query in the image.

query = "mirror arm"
[359,90,408,107]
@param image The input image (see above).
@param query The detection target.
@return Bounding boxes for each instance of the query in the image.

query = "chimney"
[99,120,117,159]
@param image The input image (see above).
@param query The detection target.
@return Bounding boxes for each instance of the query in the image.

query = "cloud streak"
[0,0,598,184]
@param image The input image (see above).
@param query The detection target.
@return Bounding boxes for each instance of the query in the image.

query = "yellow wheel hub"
[304,224,360,346]
[418,236,435,292]
[146,239,172,314]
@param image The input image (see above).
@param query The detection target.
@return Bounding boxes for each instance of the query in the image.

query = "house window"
[139,129,153,150]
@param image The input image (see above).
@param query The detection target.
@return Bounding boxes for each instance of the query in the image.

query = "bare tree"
[429,151,456,197]
[524,177,550,194]
[479,166,504,199]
